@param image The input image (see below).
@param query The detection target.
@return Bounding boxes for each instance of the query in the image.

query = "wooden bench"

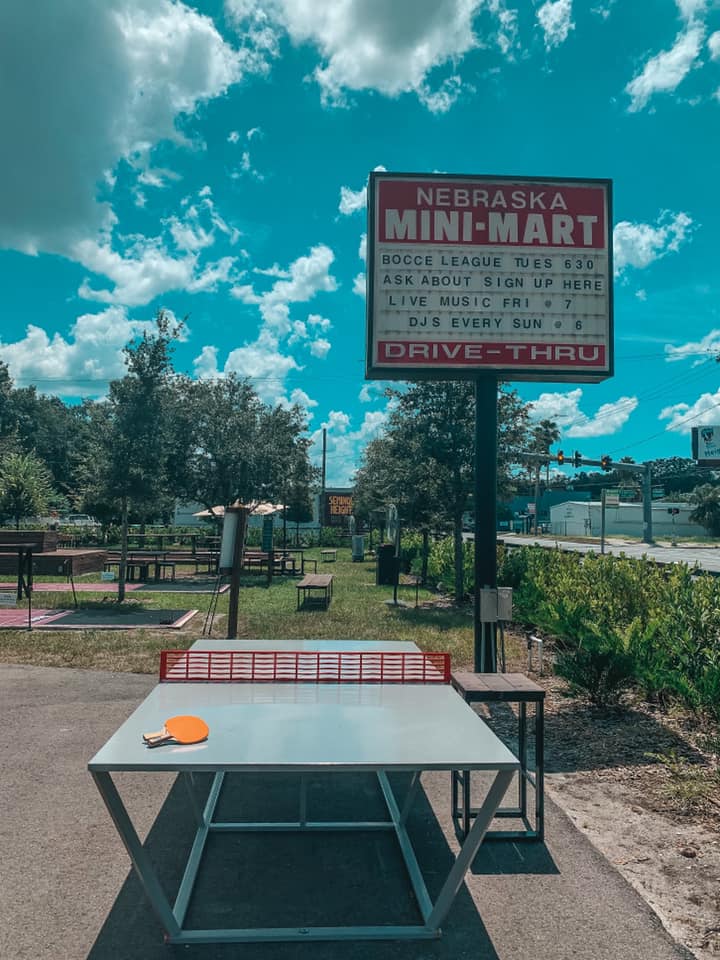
[156,561,176,581]
[296,573,333,610]
[450,671,545,842]
[320,549,337,562]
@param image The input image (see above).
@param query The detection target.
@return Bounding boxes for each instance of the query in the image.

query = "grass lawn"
[0,548,478,673]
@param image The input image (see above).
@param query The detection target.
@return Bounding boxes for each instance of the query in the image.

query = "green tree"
[526,418,561,531]
[357,382,533,599]
[0,452,54,528]
[78,310,181,599]
[168,375,315,511]
[688,484,720,536]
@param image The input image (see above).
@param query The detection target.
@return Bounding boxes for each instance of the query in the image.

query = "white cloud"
[195,329,303,405]
[359,383,388,403]
[308,313,331,331]
[0,0,245,257]
[137,167,178,189]
[0,306,162,396]
[635,289,647,301]
[75,235,199,306]
[665,329,720,364]
[73,190,244,305]
[199,246,338,402]
[625,23,704,112]
[308,338,331,358]
[359,233,367,261]
[226,0,508,110]
[227,130,241,143]
[676,0,707,21]
[537,0,574,50]
[230,244,337,336]
[231,150,265,181]
[254,263,291,278]
[309,408,389,485]
[530,388,638,437]
[338,167,386,216]
[708,31,720,59]
[418,75,464,113]
[613,211,693,275]
[353,273,367,298]
[193,344,220,378]
[660,389,720,433]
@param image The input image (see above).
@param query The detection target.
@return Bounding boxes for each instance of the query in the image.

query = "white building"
[549,501,705,539]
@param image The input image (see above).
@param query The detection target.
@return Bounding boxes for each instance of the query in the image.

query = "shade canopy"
[192,501,285,519]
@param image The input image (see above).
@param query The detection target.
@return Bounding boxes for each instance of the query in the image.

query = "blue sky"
[2,0,720,485]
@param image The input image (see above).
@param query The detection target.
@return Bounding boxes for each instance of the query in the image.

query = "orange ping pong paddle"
[142,715,209,748]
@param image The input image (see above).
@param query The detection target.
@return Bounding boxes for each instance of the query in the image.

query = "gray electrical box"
[478,587,513,623]
[497,587,513,621]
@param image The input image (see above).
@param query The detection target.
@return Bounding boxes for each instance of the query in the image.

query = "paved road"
[1,663,692,960]
[498,533,720,574]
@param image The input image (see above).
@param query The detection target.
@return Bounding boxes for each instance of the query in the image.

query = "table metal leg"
[91,770,181,940]
[519,701,527,818]
[427,769,514,930]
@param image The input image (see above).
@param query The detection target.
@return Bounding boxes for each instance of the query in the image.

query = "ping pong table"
[88,639,519,945]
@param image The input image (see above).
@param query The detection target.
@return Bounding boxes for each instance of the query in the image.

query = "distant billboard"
[692,425,720,466]
[366,171,613,383]
[324,490,353,527]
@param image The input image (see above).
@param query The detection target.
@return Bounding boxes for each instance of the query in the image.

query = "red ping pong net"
[159,650,451,684]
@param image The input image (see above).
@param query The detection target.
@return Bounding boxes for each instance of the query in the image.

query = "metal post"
[642,462,654,545]
[226,507,247,640]
[600,488,606,555]
[474,377,498,673]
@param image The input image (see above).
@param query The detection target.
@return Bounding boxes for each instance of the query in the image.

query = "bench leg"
[536,700,545,842]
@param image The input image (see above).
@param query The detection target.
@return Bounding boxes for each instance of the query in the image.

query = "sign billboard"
[366,172,613,382]
[324,491,353,527]
[692,425,720,466]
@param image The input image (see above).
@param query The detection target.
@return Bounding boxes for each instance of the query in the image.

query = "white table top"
[88,640,519,775]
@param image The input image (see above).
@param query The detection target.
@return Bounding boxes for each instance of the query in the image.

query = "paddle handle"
[142,727,166,743]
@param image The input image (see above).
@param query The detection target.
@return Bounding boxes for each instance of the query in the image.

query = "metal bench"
[320,549,337,562]
[450,671,545,842]
[296,573,333,610]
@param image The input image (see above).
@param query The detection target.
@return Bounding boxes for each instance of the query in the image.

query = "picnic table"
[320,548,337,562]
[296,573,333,609]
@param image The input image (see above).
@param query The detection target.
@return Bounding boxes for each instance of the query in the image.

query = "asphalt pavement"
[0,662,694,960]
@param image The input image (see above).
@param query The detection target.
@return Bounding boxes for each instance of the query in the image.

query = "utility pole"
[319,427,326,547]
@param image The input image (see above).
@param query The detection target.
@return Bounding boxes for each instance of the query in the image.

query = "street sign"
[651,485,665,499]
[366,172,613,383]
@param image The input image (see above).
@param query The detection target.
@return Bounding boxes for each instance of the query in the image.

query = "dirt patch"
[480,630,720,960]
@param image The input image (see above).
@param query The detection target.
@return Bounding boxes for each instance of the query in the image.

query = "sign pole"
[474,377,498,673]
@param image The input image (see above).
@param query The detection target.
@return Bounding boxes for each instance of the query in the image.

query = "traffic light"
[557,450,565,465]
[573,451,582,468]
[600,455,612,472]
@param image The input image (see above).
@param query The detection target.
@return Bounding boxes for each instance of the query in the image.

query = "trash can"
[351,535,365,562]
[376,543,397,585]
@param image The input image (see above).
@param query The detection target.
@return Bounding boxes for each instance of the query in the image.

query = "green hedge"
[426,538,720,718]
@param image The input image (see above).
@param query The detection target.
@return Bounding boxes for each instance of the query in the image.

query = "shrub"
[554,629,636,706]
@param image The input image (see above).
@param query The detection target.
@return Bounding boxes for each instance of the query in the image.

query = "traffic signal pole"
[522,452,654,545]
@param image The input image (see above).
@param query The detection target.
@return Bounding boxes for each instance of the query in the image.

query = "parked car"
[62,514,100,528]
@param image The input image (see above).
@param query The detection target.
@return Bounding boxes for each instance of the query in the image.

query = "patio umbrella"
[192,505,225,518]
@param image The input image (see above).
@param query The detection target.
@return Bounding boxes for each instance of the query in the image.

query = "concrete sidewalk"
[0,663,693,960]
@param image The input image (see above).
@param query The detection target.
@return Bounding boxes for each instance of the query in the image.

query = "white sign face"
[366,172,613,382]
[692,425,720,465]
